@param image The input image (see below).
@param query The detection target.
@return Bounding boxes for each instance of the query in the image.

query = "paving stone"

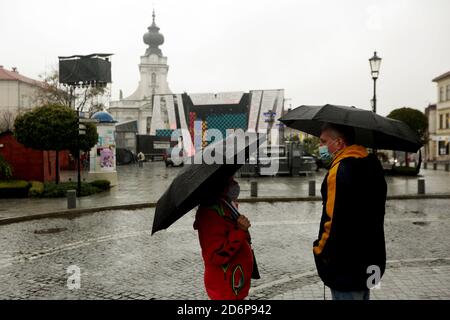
[0,197,449,299]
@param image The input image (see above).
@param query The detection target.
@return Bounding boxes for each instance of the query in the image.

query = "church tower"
[108,10,171,134]
[127,10,172,99]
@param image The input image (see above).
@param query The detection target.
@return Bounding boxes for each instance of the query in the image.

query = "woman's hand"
[237,215,251,231]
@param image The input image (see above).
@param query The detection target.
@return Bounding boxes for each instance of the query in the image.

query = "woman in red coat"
[193,178,254,300]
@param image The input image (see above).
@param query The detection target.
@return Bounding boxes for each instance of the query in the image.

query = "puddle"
[412,221,430,226]
[34,227,68,234]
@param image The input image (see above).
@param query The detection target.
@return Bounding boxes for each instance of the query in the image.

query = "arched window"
[151,73,156,85]
[147,117,152,134]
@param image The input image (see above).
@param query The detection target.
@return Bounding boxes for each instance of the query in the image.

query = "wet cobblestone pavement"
[0,199,449,299]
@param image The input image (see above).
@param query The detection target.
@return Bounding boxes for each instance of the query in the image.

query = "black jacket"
[313,145,387,291]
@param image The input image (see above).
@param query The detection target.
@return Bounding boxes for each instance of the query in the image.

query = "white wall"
[0,80,38,112]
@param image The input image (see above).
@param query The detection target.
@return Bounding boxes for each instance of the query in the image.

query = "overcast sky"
[1,0,449,116]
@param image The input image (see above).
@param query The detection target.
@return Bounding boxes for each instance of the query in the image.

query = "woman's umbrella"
[151,131,263,235]
[279,104,422,152]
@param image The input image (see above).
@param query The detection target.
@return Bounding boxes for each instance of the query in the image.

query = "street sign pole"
[77,109,81,197]
[77,118,87,196]
[263,110,276,146]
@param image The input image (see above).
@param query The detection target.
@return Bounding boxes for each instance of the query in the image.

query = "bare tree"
[0,110,16,133]
[35,69,72,107]
[35,69,108,115]
[76,85,109,114]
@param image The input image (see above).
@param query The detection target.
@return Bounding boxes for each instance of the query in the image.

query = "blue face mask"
[319,145,333,163]
[319,139,340,164]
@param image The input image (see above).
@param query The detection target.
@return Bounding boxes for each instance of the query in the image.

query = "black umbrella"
[279,104,422,153]
[152,131,264,235]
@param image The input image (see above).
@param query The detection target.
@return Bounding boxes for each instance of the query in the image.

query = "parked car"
[237,144,318,177]
[164,147,185,167]
[304,153,322,172]
[258,145,290,175]
[298,154,318,174]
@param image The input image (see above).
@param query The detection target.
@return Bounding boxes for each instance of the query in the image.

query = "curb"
[0,202,155,226]
[1,193,450,226]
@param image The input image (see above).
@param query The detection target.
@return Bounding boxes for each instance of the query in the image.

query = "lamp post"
[77,110,86,196]
[58,53,113,196]
[369,51,382,114]
[263,110,276,145]
[369,51,381,156]
[66,85,83,194]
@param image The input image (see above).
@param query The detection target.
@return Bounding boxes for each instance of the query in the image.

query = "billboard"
[189,92,245,106]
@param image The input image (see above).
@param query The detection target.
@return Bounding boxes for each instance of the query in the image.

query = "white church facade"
[108,12,285,151]
[108,11,171,135]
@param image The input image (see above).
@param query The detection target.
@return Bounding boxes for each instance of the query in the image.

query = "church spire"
[143,9,165,56]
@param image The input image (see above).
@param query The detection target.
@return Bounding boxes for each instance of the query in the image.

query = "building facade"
[425,104,437,161]
[150,90,285,156]
[0,66,41,132]
[108,12,286,152]
[432,71,450,161]
[0,131,65,182]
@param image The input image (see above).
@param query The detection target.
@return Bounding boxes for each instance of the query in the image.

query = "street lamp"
[369,51,382,156]
[369,51,382,114]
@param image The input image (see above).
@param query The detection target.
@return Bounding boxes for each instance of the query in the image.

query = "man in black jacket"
[313,123,387,300]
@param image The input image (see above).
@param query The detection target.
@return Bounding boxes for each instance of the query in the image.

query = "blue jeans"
[331,289,370,300]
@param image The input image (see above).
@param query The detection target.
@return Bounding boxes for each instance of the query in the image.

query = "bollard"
[433,162,437,170]
[424,162,427,169]
[309,180,316,197]
[67,189,76,209]
[446,163,449,172]
[418,179,425,195]
[250,181,258,197]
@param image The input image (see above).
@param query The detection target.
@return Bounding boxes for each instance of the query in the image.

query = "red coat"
[194,202,253,300]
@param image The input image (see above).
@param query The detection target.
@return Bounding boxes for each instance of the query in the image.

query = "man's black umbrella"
[279,104,422,153]
[152,132,263,235]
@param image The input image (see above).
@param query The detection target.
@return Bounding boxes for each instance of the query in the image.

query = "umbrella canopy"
[279,104,422,153]
[152,132,263,235]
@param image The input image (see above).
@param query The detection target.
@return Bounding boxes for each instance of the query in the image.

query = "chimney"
[12,67,18,73]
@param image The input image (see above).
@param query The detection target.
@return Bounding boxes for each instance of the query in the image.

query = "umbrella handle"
[221,198,259,278]
[221,198,253,241]
[220,198,240,220]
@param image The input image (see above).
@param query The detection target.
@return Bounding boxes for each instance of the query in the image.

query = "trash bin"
[418,178,425,194]
[250,181,258,197]
[309,180,316,196]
